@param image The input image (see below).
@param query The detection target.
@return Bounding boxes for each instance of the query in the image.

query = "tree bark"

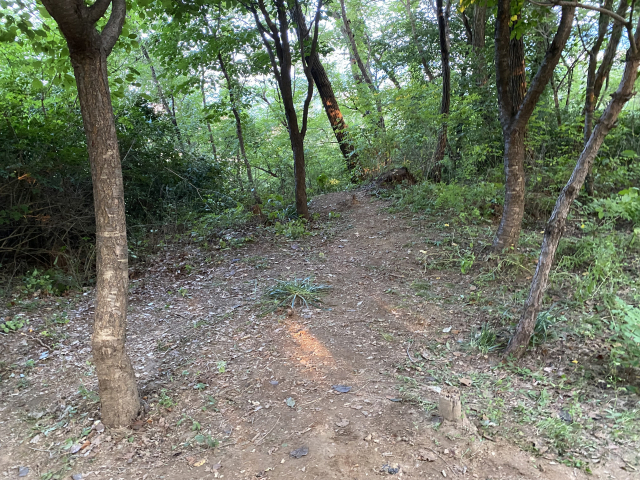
[217,53,261,204]
[432,0,451,179]
[40,0,139,428]
[472,1,488,85]
[505,21,640,357]
[294,4,358,176]
[339,0,385,131]
[493,1,575,251]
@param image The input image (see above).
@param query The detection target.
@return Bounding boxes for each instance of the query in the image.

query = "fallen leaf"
[442,326,452,333]
[194,458,207,467]
[285,397,296,407]
[459,378,472,387]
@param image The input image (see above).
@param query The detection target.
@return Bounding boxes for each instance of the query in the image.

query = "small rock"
[72,474,83,480]
[442,326,452,333]
[559,409,572,423]
[332,385,351,393]
[469,285,477,291]
[418,450,437,462]
[94,422,105,433]
[270,380,279,386]
[289,446,309,459]
[18,467,29,477]
[335,419,350,427]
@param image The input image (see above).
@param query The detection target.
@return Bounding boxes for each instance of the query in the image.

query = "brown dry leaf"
[459,378,472,387]
[194,458,207,467]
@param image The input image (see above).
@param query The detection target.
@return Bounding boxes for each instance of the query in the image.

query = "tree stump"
[438,386,462,422]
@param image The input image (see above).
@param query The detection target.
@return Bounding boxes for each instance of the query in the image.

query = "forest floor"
[1,190,639,480]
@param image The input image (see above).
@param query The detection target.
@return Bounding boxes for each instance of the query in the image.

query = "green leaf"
[31,78,43,90]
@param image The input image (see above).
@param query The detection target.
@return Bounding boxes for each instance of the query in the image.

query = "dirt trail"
[0,191,632,479]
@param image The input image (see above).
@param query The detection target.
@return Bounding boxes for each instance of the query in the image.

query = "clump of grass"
[264,277,330,310]
[469,323,504,354]
[531,309,560,347]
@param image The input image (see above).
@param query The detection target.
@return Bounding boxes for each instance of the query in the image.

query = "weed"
[609,298,640,369]
[78,384,100,403]
[0,315,27,333]
[469,323,503,354]
[193,433,219,448]
[216,360,227,373]
[264,277,330,309]
[274,219,310,239]
[328,211,341,219]
[531,309,561,347]
[537,417,582,455]
[158,389,176,408]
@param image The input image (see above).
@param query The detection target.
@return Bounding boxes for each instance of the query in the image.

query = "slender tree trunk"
[472,1,487,85]
[218,53,261,204]
[550,74,562,127]
[42,0,139,428]
[339,0,385,131]
[584,0,628,195]
[140,44,184,148]
[72,50,140,428]
[493,0,575,250]
[294,5,358,176]
[432,0,451,178]
[505,25,640,357]
[404,0,435,81]
[200,73,218,160]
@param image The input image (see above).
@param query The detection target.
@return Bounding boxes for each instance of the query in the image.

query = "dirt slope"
[0,191,634,480]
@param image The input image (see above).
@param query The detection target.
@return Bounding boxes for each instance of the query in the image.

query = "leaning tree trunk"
[72,51,140,428]
[41,0,140,428]
[218,53,261,204]
[505,25,640,357]
[294,4,358,176]
[432,0,451,180]
[339,0,385,131]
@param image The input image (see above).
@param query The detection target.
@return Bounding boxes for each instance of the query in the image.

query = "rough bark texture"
[339,0,385,131]
[505,23,640,357]
[40,0,140,428]
[432,0,451,178]
[493,1,575,251]
[218,53,261,204]
[294,5,358,175]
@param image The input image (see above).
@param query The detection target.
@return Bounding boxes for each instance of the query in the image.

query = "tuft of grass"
[531,308,561,347]
[469,323,504,354]
[264,277,330,309]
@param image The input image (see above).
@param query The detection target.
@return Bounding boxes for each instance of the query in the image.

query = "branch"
[512,4,576,132]
[528,0,629,27]
[101,0,126,55]
[87,0,112,24]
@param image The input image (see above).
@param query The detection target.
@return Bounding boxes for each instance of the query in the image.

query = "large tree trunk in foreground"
[294,5,358,176]
[492,2,575,251]
[431,0,451,179]
[41,0,140,428]
[505,22,640,358]
[218,53,261,204]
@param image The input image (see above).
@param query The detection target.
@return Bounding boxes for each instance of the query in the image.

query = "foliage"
[590,187,640,227]
[610,299,640,370]
[274,219,310,239]
[264,277,330,309]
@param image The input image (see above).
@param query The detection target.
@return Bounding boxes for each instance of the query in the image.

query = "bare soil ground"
[1,190,638,480]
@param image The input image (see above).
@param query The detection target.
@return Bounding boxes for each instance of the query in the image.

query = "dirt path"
[0,191,635,479]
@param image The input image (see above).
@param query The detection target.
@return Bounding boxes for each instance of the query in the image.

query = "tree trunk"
[404,0,435,81]
[200,73,218,161]
[140,44,184,148]
[492,0,575,251]
[42,0,140,428]
[550,74,562,127]
[218,53,261,204]
[584,0,628,195]
[505,26,640,357]
[432,0,451,178]
[472,1,487,85]
[339,0,385,131]
[294,5,358,176]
